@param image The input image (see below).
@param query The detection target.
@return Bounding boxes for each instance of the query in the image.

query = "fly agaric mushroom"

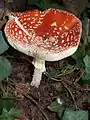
[4,9,82,87]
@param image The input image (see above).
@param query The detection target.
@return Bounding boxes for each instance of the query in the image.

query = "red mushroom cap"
[4,9,82,61]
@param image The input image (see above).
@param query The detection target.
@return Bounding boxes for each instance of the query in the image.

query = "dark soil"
[0,0,90,120]
[5,49,89,120]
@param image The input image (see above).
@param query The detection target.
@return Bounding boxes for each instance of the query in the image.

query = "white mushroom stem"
[31,56,46,87]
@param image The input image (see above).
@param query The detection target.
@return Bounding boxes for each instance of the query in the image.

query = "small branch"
[8,80,49,120]
[0,96,21,100]
[24,94,49,120]
[56,66,76,77]
[61,81,78,109]
[43,72,61,82]
[63,79,90,92]
[74,69,85,84]
[83,88,90,91]
[44,66,76,79]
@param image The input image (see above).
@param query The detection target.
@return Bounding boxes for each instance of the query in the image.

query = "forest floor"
[0,0,90,120]
[6,50,89,120]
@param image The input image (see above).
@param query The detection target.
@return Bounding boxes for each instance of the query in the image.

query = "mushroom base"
[30,68,43,87]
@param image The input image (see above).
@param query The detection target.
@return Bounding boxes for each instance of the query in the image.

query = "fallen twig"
[0,96,21,100]
[74,69,85,84]
[57,66,76,77]
[61,81,78,109]
[8,80,49,120]
[24,94,49,120]
[44,66,76,79]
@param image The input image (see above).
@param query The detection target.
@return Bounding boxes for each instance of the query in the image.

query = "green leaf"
[48,98,64,113]
[0,108,12,120]
[0,108,21,120]
[9,108,22,118]
[0,31,9,54]
[81,73,90,84]
[76,59,85,69]
[46,67,57,78]
[48,99,88,120]
[83,55,90,68]
[0,56,12,81]
[2,99,14,111]
[57,107,65,118]
[0,99,14,115]
[0,108,9,120]
[85,67,90,74]
[83,54,90,73]
[72,44,85,60]
[87,36,90,43]
[3,100,14,112]
[81,54,90,84]
[86,50,90,56]
[62,109,88,120]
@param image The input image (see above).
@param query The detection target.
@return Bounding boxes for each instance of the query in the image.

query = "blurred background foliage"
[1,0,88,16]
[0,1,89,119]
